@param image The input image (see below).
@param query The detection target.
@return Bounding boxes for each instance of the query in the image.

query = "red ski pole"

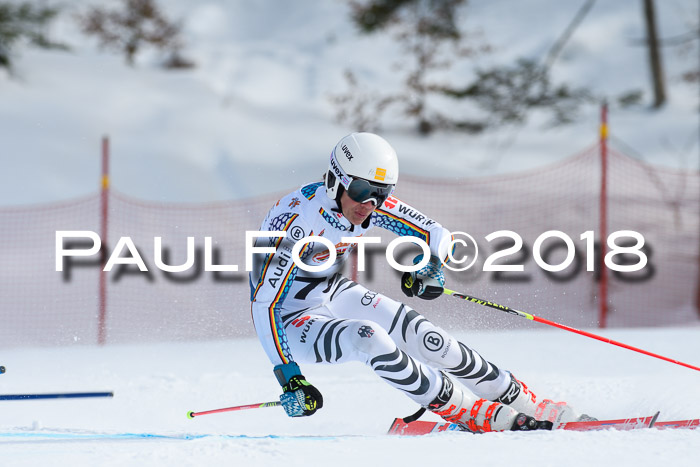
[444,288,700,373]
[187,401,281,419]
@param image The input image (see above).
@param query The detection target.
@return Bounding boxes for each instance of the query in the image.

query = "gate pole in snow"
[98,136,110,345]
[598,102,609,328]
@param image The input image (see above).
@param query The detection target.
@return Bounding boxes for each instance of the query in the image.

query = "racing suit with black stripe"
[250,181,513,406]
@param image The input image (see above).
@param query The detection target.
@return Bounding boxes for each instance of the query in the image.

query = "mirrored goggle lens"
[346,178,393,205]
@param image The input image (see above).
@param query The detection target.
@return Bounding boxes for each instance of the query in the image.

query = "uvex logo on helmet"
[330,154,350,186]
[341,144,354,161]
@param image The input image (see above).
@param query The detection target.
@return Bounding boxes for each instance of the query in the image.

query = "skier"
[250,132,590,432]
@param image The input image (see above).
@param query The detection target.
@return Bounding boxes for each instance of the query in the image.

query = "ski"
[560,412,659,431]
[388,418,468,435]
[388,412,698,435]
[653,419,700,430]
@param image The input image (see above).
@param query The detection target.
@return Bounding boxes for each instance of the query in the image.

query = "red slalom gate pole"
[444,289,700,373]
[599,101,609,328]
[187,401,281,419]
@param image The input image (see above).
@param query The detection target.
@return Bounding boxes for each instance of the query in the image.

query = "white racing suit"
[249,182,513,407]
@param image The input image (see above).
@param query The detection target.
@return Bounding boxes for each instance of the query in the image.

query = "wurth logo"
[292,315,311,327]
[397,204,435,226]
[383,196,398,209]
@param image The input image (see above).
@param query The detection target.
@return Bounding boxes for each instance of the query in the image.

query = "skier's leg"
[323,281,588,424]
[389,305,589,424]
[283,310,441,406]
[283,310,545,432]
[322,280,511,400]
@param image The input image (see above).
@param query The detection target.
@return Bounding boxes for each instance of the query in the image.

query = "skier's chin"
[350,211,371,225]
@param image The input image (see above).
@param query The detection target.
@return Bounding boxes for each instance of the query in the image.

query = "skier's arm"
[249,216,323,416]
[250,232,301,367]
[371,195,453,263]
[371,196,452,299]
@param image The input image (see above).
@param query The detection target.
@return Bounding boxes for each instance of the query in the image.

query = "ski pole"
[444,288,700,373]
[187,401,281,419]
[0,391,114,401]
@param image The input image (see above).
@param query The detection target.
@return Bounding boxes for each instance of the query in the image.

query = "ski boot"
[496,373,596,426]
[428,374,552,433]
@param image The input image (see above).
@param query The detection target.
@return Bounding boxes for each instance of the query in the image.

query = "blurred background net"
[1,144,698,347]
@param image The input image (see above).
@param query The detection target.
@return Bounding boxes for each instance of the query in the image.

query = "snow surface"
[1,328,699,466]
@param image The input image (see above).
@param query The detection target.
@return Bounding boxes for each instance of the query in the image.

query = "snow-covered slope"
[1,328,699,466]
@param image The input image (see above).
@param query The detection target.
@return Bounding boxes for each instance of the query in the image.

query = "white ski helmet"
[325,132,399,206]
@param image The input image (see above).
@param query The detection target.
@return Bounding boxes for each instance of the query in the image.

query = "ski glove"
[401,255,445,300]
[274,362,323,417]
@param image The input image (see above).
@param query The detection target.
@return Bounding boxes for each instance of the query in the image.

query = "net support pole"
[98,136,110,345]
[598,102,609,328]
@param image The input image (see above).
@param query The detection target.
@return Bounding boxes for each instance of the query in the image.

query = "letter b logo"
[423,331,444,351]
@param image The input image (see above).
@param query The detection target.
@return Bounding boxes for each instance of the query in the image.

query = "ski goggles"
[344,177,394,206]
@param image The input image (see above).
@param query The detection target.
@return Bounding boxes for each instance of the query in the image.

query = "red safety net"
[1,144,698,347]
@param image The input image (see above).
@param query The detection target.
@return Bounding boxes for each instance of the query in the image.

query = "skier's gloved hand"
[280,376,323,417]
[274,362,323,417]
[401,255,445,300]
